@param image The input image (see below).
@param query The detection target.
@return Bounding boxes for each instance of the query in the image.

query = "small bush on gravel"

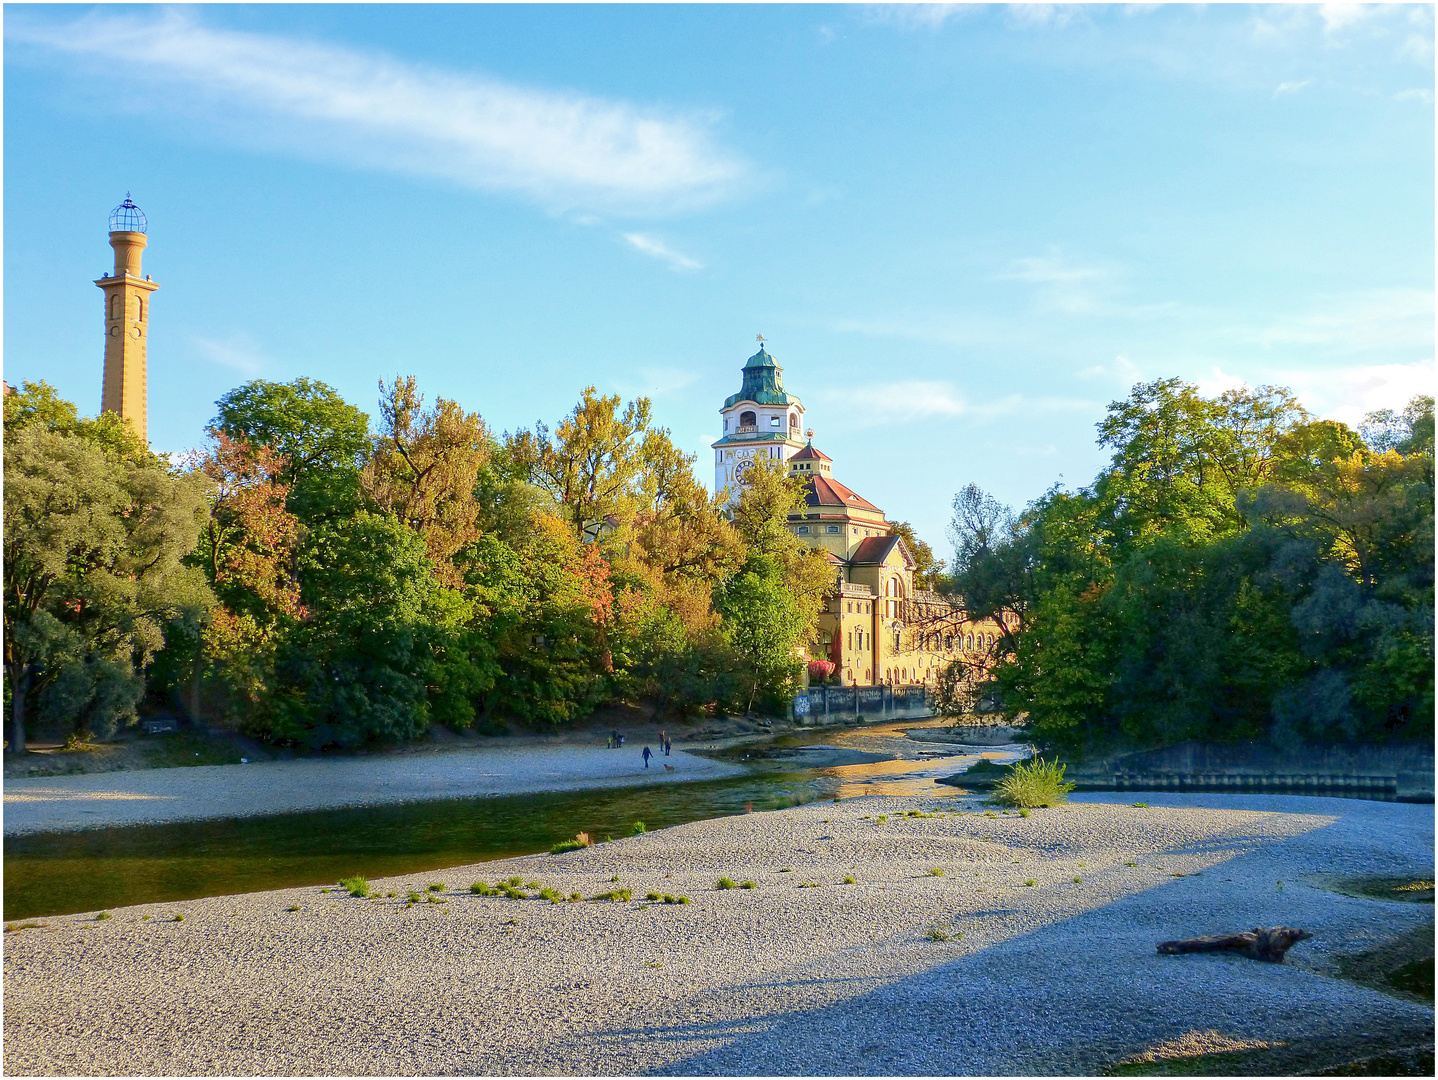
[797,882,820,889]
[927,868,944,877]
[173,913,185,922]
[631,821,647,835]
[503,887,528,900]
[551,838,587,854]
[428,883,444,892]
[993,757,1075,808]
[525,880,542,890]
[95,911,111,920]
[5,922,47,933]
[779,867,793,873]
[1024,879,1037,887]
[609,875,621,882]
[386,892,396,898]
[471,882,493,896]
[1125,862,1138,867]
[1072,877,1082,884]
[285,904,301,912]
[539,887,563,904]
[1019,808,1031,819]
[647,891,663,901]
[926,926,951,941]
[876,815,888,822]
[983,811,998,818]
[570,893,582,902]
[507,876,524,888]
[716,877,736,890]
[843,876,856,885]
[741,880,757,889]
[338,876,371,898]
[407,891,422,903]
[1131,802,1149,808]
[592,888,633,902]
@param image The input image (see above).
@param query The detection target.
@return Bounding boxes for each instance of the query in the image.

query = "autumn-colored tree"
[363,376,491,586]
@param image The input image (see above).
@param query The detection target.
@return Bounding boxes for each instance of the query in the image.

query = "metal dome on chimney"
[108,194,147,234]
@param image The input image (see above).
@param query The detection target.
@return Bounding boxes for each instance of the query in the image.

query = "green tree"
[4,424,212,751]
[213,378,371,522]
[890,521,945,590]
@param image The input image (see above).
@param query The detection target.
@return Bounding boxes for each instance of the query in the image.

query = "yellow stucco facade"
[95,198,157,443]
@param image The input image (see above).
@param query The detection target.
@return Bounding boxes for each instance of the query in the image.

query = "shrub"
[338,876,371,898]
[173,913,185,922]
[843,876,856,885]
[551,838,587,854]
[741,881,756,889]
[592,888,632,902]
[647,891,663,901]
[631,821,647,835]
[779,867,793,873]
[992,757,1075,809]
[503,887,528,900]
[407,891,422,903]
[426,894,447,904]
[1019,808,1031,819]
[609,875,621,883]
[1132,802,1149,808]
[876,815,888,822]
[928,868,944,877]
[95,911,111,920]
[427,883,444,892]
[285,904,300,912]
[470,882,492,895]
[570,893,582,902]
[983,811,997,818]
[386,891,396,898]
[1024,879,1037,887]
[507,877,524,888]
[927,927,950,941]
[1072,876,1082,884]
[716,877,736,890]
[525,881,541,890]
[539,887,563,903]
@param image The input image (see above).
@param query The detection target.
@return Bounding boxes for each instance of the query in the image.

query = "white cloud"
[1274,78,1315,95]
[1320,3,1376,34]
[1394,87,1435,102]
[9,11,745,215]
[1195,359,1434,429]
[621,233,704,272]
[192,334,269,377]
[1006,4,1083,29]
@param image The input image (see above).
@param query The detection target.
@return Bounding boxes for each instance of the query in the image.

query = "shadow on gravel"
[640,807,1433,1077]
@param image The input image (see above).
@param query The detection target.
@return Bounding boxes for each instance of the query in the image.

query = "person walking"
[642,745,653,769]
[659,730,669,757]
[664,734,672,756]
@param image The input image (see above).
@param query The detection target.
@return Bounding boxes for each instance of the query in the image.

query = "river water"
[3,719,1028,921]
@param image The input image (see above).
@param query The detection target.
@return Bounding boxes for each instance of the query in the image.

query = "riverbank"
[2,745,746,836]
[4,792,1431,1075]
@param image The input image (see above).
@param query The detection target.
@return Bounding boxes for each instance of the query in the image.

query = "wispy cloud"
[1241,287,1433,354]
[1189,359,1434,430]
[1078,354,1144,385]
[1394,87,1435,103]
[999,251,1117,315]
[860,5,973,31]
[1274,78,1314,95]
[1319,3,1376,35]
[192,334,269,377]
[9,11,746,215]
[622,233,704,272]
[817,380,1093,428]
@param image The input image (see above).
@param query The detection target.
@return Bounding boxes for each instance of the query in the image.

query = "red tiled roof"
[790,443,831,462]
[850,535,911,566]
[803,475,883,513]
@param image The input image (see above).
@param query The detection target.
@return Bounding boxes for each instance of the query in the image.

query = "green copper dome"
[723,347,801,408]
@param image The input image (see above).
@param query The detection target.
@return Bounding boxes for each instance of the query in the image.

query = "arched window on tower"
[789,413,799,429]
[740,410,756,429]
[109,295,118,319]
[136,297,144,321]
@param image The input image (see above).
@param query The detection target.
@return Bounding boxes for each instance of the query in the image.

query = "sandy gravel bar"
[4,792,1432,1076]
[2,747,743,836]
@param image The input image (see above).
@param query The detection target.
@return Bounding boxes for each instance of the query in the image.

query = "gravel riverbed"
[3,792,1432,1075]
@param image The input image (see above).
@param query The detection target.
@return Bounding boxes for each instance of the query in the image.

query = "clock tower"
[711,343,807,507]
[96,195,159,442]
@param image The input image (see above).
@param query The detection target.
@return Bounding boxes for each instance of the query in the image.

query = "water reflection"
[4,720,1028,919]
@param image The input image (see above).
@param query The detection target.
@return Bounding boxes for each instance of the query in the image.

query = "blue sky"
[6,3,1433,552]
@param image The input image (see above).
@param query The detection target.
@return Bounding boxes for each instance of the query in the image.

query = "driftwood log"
[1157,926,1312,964]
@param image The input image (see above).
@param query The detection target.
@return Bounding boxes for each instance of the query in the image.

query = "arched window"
[900,668,906,682]
[987,633,995,647]
[789,413,799,429]
[109,294,118,318]
[966,633,974,650]
[740,410,756,428]
[893,631,901,651]
[944,635,953,649]
[136,297,144,321]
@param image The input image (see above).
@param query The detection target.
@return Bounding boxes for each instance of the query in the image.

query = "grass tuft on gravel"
[992,757,1075,808]
[715,877,736,890]
[338,876,371,898]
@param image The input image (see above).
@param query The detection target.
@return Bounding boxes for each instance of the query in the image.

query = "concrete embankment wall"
[791,685,935,726]
[1065,739,1434,803]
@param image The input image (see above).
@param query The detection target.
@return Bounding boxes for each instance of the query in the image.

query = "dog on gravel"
[1157,926,1312,964]
[663,764,675,773]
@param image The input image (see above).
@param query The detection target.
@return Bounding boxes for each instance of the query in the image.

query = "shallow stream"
[3,719,1026,920]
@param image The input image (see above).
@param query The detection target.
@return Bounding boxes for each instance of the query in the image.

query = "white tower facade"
[711,346,807,506]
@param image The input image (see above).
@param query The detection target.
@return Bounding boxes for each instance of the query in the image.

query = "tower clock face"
[733,458,754,485]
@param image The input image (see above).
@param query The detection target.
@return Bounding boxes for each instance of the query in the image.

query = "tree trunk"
[9,666,30,756]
